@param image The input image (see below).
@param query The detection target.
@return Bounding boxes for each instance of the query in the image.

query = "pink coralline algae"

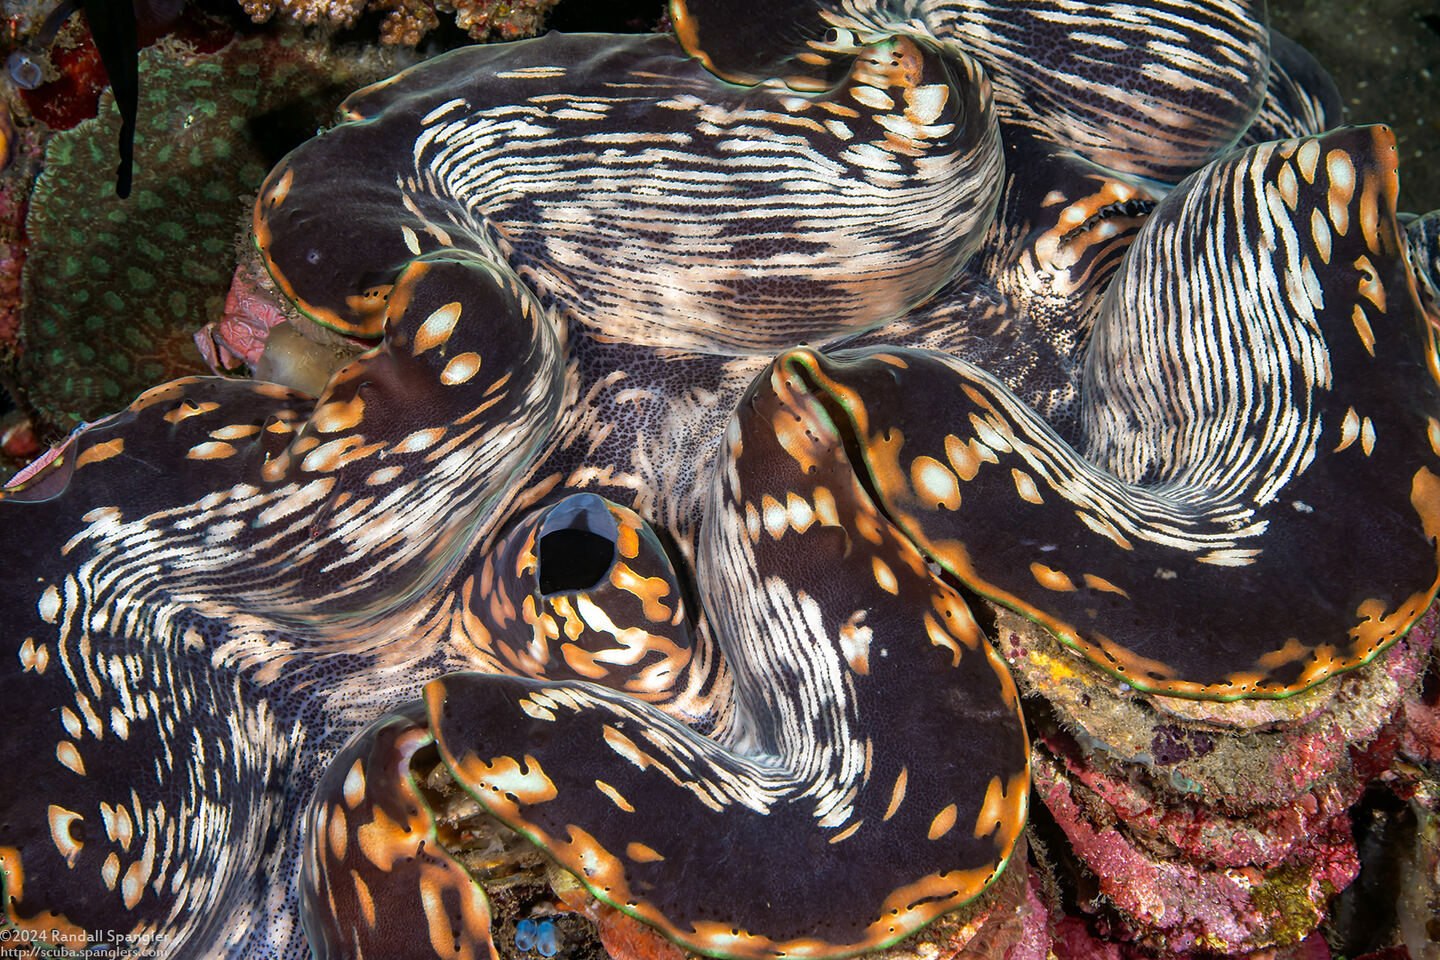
[1002,605,1438,953]
[197,254,364,397]
[1400,672,1440,767]
[196,262,293,371]
[1033,747,1360,952]
[1049,917,1336,960]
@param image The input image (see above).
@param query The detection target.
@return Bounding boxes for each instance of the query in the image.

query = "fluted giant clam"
[3,0,1440,957]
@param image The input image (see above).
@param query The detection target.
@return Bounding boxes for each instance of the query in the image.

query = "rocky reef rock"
[1003,604,1437,954]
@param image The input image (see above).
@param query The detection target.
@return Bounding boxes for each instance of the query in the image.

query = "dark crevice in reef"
[1022,759,1112,938]
[1328,783,1416,956]
[548,0,667,33]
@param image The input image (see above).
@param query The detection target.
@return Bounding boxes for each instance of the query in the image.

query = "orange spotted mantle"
[3,2,1440,959]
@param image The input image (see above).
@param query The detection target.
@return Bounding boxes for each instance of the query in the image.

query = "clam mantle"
[3,0,1440,956]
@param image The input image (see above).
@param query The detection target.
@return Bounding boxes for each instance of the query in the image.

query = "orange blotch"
[611,563,673,623]
[75,438,124,469]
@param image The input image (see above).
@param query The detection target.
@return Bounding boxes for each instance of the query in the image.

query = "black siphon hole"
[538,529,616,594]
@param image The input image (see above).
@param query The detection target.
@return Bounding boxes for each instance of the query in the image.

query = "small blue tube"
[514,918,538,953]
[535,920,559,958]
[6,50,44,90]
[515,918,560,956]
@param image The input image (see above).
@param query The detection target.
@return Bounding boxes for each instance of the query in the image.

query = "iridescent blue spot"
[6,50,44,90]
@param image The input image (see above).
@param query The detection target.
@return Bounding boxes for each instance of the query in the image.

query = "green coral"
[13,31,405,431]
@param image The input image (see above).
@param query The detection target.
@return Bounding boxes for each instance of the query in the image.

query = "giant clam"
[3,0,1440,957]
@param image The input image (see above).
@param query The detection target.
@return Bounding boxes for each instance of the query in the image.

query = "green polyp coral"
[10,32,406,433]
